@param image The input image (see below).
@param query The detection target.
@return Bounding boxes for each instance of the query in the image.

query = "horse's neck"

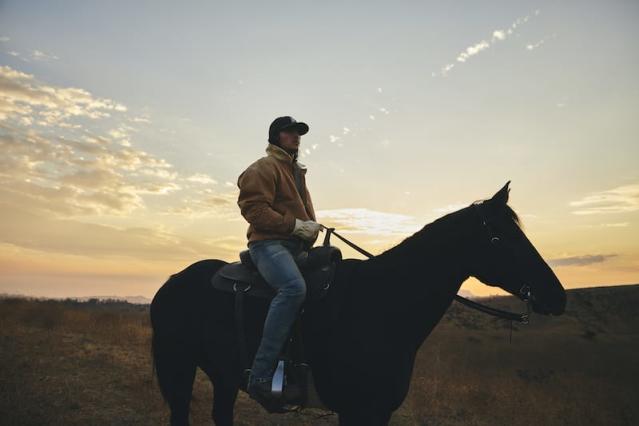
[361,208,472,292]
[358,208,473,348]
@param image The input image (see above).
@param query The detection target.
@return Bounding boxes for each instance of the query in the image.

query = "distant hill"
[69,295,152,305]
[0,293,152,305]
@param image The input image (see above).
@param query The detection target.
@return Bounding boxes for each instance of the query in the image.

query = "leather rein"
[317,204,531,325]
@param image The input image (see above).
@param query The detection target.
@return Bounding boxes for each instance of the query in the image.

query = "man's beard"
[281,144,299,158]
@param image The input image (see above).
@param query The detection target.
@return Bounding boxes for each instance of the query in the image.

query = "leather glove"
[291,218,322,241]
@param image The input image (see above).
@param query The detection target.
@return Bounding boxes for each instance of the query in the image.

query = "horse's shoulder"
[335,257,364,272]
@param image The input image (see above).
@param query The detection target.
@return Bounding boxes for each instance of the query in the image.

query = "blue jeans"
[247,238,307,386]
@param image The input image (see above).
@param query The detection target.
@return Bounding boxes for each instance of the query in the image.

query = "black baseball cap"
[268,116,309,144]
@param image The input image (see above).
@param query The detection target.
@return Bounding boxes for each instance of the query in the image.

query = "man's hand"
[311,222,325,241]
[291,218,322,241]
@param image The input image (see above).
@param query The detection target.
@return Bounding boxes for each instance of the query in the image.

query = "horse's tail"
[151,318,189,405]
[149,260,225,415]
[150,268,199,417]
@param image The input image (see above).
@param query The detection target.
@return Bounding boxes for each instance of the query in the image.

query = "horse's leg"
[152,331,198,426]
[205,369,240,426]
[167,360,197,426]
[379,410,392,425]
[337,407,393,426]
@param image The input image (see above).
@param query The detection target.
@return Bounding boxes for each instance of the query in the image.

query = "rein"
[318,220,531,325]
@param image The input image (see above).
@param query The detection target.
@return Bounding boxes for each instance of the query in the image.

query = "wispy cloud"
[548,254,617,267]
[581,222,630,229]
[2,44,60,62]
[0,65,126,123]
[186,173,218,185]
[160,187,240,220]
[570,183,639,215]
[435,10,540,77]
[600,222,630,228]
[312,86,393,161]
[30,49,59,61]
[525,33,557,51]
[0,202,241,262]
[432,203,468,214]
[526,40,545,51]
[316,208,423,236]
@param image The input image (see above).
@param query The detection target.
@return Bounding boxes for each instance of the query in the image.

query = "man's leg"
[247,239,307,387]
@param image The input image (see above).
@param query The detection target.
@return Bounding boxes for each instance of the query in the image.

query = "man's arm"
[237,163,296,234]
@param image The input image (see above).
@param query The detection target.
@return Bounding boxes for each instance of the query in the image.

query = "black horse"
[150,182,566,425]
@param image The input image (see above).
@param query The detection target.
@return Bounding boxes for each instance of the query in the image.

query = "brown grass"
[0,285,637,425]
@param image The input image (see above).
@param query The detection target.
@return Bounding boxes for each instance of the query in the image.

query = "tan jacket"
[237,143,317,247]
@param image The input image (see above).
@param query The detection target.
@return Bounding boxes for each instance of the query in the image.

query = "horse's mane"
[471,199,522,228]
[372,198,522,262]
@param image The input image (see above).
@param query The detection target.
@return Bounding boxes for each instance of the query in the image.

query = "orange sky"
[1,2,637,300]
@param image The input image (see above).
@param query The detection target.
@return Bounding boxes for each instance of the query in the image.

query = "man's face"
[278,128,301,152]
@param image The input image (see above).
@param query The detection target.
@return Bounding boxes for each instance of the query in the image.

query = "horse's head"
[465,181,566,315]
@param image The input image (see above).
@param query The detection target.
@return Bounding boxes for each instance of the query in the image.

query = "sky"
[0,0,637,300]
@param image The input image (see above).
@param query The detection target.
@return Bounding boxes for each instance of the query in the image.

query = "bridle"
[318,203,532,326]
[468,202,532,324]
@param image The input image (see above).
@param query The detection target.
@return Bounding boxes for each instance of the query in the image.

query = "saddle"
[211,243,342,301]
[210,230,341,412]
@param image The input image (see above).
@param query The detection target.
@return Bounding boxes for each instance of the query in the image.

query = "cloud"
[569,183,639,215]
[432,203,469,214]
[0,64,237,222]
[159,187,240,220]
[0,65,126,123]
[525,33,557,51]
[1,38,59,62]
[456,40,490,63]
[0,122,182,216]
[316,208,423,236]
[526,41,544,50]
[492,30,506,41]
[548,254,617,267]
[31,49,59,61]
[303,91,393,159]
[436,11,539,77]
[186,173,218,185]
[582,222,630,229]
[129,115,151,123]
[441,63,455,75]
[0,199,240,262]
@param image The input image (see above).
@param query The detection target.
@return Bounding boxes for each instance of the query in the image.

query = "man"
[236,115,322,407]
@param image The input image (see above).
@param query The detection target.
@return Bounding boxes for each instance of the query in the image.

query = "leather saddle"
[211,243,342,301]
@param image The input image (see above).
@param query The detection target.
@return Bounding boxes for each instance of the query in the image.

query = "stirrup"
[242,368,252,389]
[271,360,285,396]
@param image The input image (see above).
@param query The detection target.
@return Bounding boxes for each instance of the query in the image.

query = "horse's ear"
[491,180,511,204]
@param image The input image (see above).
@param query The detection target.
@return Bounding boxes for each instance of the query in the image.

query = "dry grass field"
[1,284,637,425]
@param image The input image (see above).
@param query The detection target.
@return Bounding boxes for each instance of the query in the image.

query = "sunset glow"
[1,2,637,300]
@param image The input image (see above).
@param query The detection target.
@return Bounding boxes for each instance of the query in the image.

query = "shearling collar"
[265,143,307,169]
